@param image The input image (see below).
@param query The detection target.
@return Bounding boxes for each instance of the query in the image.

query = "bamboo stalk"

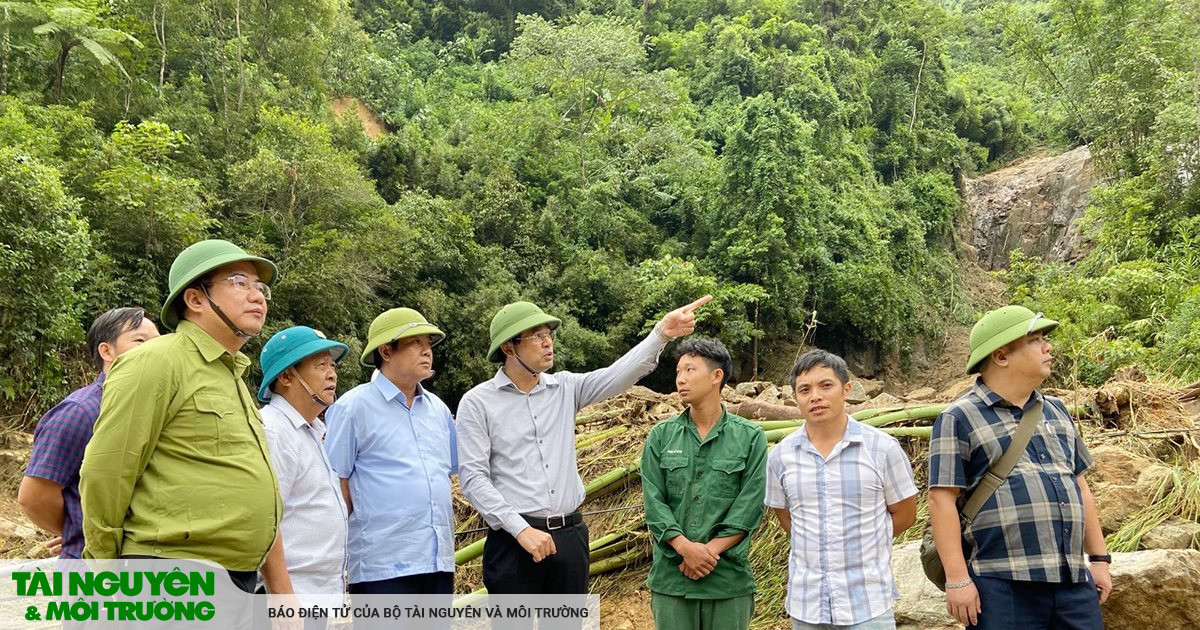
[575,409,625,426]
[860,404,947,428]
[753,420,802,431]
[589,545,649,575]
[455,537,485,565]
[881,426,933,439]
[589,538,641,562]
[576,425,628,450]
[583,463,642,500]
[851,406,903,420]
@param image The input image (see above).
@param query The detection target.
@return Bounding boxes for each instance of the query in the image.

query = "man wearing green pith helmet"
[457,295,713,601]
[929,306,1110,630]
[324,308,458,596]
[80,239,285,594]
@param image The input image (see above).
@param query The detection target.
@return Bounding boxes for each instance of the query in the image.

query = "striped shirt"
[766,418,918,626]
[25,374,105,559]
[929,378,1093,583]
[260,396,348,604]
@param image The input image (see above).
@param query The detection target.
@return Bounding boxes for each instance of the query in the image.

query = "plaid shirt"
[929,377,1093,583]
[766,418,918,625]
[25,374,105,559]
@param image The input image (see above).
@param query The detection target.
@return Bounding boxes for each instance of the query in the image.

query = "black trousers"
[482,522,589,594]
[483,522,589,630]
[349,571,454,595]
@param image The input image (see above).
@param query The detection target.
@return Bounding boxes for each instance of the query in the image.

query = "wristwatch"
[1088,554,1112,564]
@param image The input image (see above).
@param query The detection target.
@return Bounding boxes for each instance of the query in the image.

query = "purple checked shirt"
[25,374,105,559]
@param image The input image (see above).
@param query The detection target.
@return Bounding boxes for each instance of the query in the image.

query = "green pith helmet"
[361,308,445,368]
[160,240,277,331]
[966,305,1058,373]
[487,301,561,363]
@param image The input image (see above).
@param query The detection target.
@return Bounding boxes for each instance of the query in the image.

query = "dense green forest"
[1,0,1197,417]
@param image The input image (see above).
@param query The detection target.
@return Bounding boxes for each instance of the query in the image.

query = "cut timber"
[726,400,803,421]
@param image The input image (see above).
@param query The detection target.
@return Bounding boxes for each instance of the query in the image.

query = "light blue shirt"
[765,418,917,626]
[325,373,457,583]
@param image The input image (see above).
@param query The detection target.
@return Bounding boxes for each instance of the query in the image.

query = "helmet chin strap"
[504,340,541,376]
[200,285,258,339]
[290,367,333,407]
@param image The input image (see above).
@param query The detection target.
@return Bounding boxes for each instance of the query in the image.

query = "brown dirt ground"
[329,96,387,140]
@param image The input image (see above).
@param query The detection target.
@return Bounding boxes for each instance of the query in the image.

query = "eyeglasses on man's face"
[516,329,556,343]
[205,274,271,301]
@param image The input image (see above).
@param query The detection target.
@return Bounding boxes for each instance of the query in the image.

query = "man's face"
[99,317,160,368]
[506,324,555,373]
[381,334,436,383]
[793,365,851,424]
[199,261,269,335]
[290,350,338,403]
[675,353,721,405]
[997,332,1054,381]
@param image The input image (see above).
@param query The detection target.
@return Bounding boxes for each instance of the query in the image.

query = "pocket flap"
[712,457,746,473]
[661,456,689,470]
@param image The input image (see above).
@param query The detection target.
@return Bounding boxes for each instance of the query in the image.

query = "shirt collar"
[795,414,862,447]
[674,405,732,440]
[371,370,426,405]
[178,320,251,376]
[490,367,559,392]
[267,395,310,430]
[94,372,107,388]
[971,376,1044,410]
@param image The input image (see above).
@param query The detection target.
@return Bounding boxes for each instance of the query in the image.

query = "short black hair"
[372,339,400,367]
[674,337,733,388]
[86,307,148,370]
[790,349,851,386]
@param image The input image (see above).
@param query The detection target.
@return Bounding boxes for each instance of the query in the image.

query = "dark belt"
[521,512,582,531]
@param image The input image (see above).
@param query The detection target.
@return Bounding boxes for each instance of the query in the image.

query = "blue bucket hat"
[257,326,350,403]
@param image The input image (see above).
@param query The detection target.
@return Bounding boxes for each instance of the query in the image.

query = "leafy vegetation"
[0,0,1195,416]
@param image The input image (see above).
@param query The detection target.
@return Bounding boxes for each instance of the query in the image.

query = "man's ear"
[990,346,1011,369]
[501,341,515,359]
[712,368,725,388]
[97,341,118,365]
[842,380,853,398]
[181,286,207,317]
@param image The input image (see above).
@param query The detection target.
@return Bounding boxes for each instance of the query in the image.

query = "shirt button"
[550,490,555,494]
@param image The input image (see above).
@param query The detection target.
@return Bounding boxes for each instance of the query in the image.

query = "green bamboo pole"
[583,463,642,500]
[764,426,801,442]
[851,406,902,420]
[753,420,802,431]
[455,537,485,565]
[881,426,933,439]
[589,546,648,576]
[575,409,625,426]
[576,425,629,450]
[860,404,947,428]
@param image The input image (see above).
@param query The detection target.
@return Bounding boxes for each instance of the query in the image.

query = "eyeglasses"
[515,330,556,343]
[205,274,271,301]
[1025,311,1044,335]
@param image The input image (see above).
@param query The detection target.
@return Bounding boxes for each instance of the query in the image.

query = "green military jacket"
[81,320,281,571]
[641,407,767,599]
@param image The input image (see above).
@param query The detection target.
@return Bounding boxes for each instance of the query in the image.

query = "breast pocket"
[193,393,250,455]
[711,457,746,499]
[661,456,690,498]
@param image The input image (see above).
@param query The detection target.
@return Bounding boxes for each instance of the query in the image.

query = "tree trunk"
[909,40,927,133]
[52,40,72,103]
[2,8,10,95]
[751,302,760,379]
[153,1,167,95]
